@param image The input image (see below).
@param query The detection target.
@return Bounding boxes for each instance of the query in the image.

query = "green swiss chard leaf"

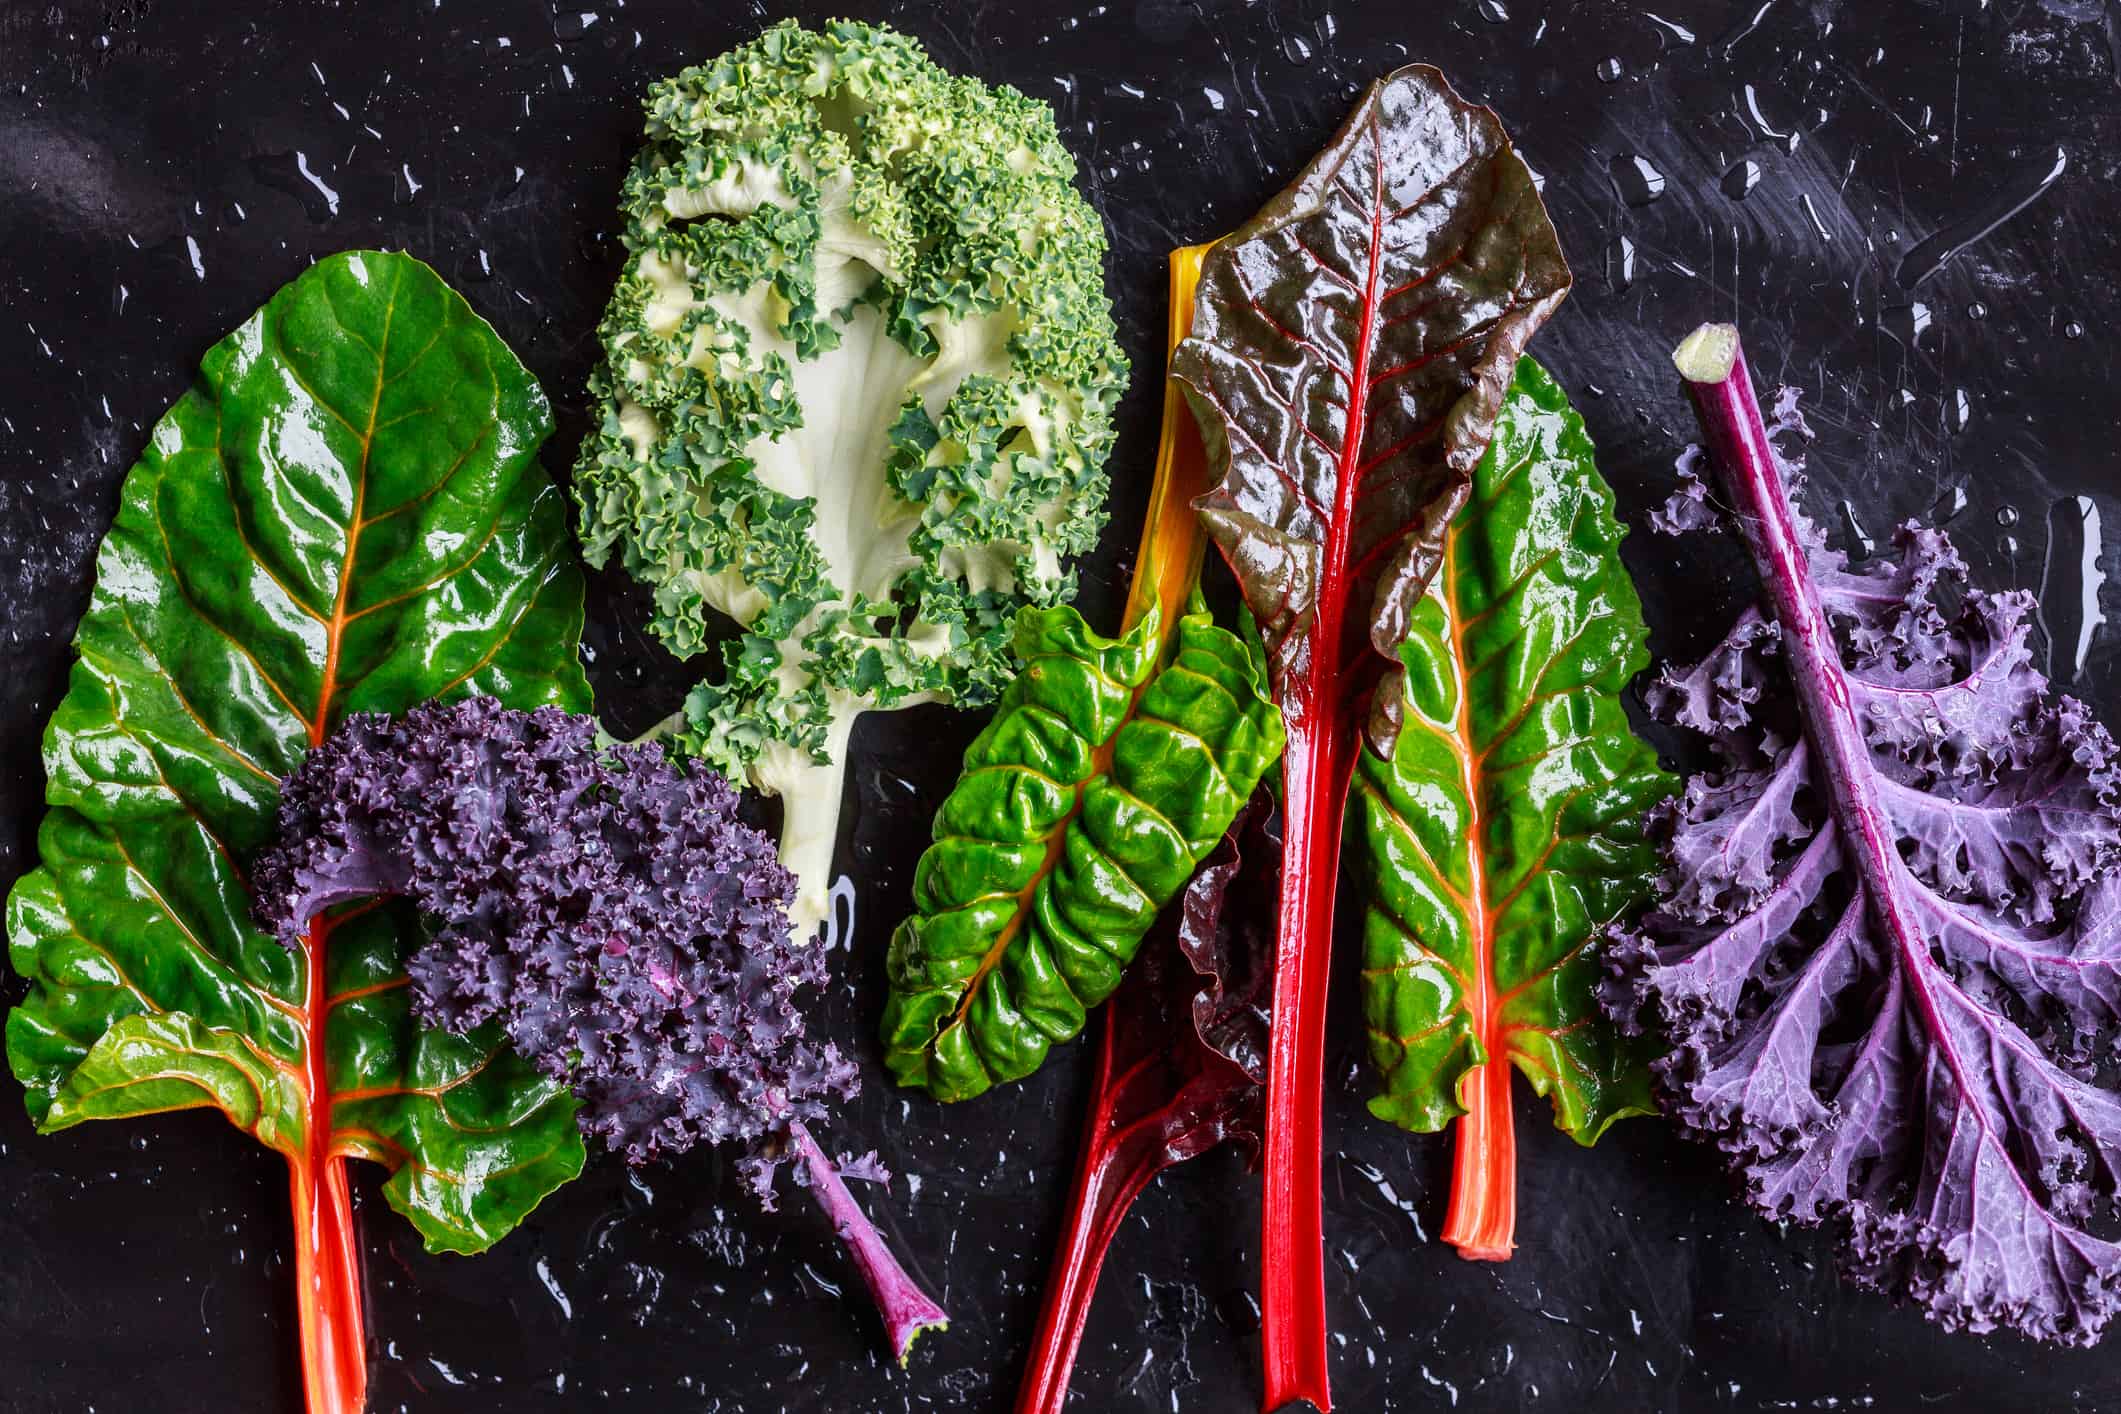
[1352,359,1672,1161]
[5,250,589,1254]
[882,603,1284,1101]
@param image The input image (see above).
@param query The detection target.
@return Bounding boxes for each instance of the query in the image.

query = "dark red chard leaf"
[1177,65,1571,740]
[1172,63,1570,1409]
[1608,323,2121,1345]
[1015,789,1278,1414]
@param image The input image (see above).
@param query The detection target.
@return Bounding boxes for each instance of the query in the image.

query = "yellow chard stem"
[1120,242,1218,642]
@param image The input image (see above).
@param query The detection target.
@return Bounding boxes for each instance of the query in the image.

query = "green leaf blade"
[883,604,1284,1101]
[7,250,590,1252]
[1355,358,1674,1146]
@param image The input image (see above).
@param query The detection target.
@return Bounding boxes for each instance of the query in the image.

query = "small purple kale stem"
[1672,323,1968,1060]
[784,1120,949,1365]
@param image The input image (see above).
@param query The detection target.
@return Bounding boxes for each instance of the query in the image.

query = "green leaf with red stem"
[1015,785,1278,1414]
[1173,64,1571,1411]
[879,600,1281,1100]
[5,251,589,1414]
[1349,357,1670,1262]
[879,240,1277,1104]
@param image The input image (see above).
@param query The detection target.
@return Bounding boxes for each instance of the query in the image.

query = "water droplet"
[1596,56,1625,82]
[1839,501,1877,561]
[1996,505,2021,528]
[1605,235,1638,292]
[1998,534,2022,557]
[2039,496,2108,681]
[225,200,247,225]
[1930,484,1969,523]
[1283,33,1314,64]
[392,163,423,206]
[553,10,599,41]
[821,876,858,951]
[1952,387,1972,431]
[1739,82,1801,153]
[1609,153,1666,205]
[1476,0,1509,21]
[1966,300,1987,320]
[1202,86,1226,111]
[1894,146,2068,288]
[1721,159,1760,199]
[1799,192,1833,241]
[1882,302,1933,347]
[248,150,341,222]
[2064,319,2085,340]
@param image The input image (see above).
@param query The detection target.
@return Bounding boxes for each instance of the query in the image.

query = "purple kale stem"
[1673,323,1989,1131]
[784,1119,948,1366]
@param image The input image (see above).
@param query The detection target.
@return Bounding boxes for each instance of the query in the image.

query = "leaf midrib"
[300,259,400,1172]
[1438,520,1499,1073]
[941,671,1159,1047]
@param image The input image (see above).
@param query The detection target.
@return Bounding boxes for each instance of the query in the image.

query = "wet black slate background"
[3,1,2120,1410]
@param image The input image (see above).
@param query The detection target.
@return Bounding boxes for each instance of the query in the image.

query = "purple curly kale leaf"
[1606,323,2121,1346]
[250,696,946,1362]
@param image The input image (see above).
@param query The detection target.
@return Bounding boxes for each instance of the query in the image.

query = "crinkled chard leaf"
[881,603,1282,1100]
[1607,324,2121,1345]
[1173,62,1570,1405]
[1016,785,1279,1414]
[1351,358,1671,1259]
[1177,64,1571,746]
[6,251,590,1256]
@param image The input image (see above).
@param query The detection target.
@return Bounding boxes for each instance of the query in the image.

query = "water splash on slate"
[1605,235,1638,291]
[1610,153,1665,205]
[247,150,340,221]
[1894,146,2068,288]
[2040,495,2108,681]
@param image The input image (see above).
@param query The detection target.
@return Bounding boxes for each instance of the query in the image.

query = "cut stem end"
[1672,323,1740,384]
[787,1120,950,1366]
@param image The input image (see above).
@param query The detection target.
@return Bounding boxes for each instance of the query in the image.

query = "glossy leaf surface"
[1173,62,1570,1407]
[1608,326,2121,1346]
[6,250,590,1254]
[1015,786,1278,1414]
[1176,63,1571,739]
[1350,359,1670,1256]
[881,603,1282,1101]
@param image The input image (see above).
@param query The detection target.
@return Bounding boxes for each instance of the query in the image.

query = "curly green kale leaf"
[572,19,1129,929]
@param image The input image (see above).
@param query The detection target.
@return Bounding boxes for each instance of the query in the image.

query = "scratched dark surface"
[2,1,2119,1410]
